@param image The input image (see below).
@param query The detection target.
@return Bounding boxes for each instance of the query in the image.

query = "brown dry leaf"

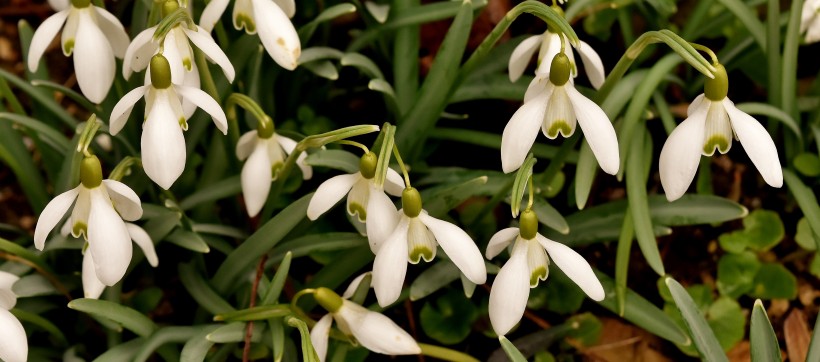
[784,309,810,362]
[727,341,750,362]
[579,317,672,362]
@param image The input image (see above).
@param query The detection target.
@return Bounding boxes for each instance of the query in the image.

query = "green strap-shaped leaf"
[510,154,535,218]
[178,262,235,315]
[68,298,158,337]
[287,316,319,362]
[666,277,728,362]
[261,251,292,305]
[498,336,527,362]
[626,127,664,276]
[180,325,221,362]
[750,300,781,362]
[783,170,820,250]
[214,305,291,322]
[133,326,203,362]
[304,149,360,174]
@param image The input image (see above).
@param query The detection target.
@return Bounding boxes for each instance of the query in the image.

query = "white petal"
[659,102,708,201]
[241,143,273,217]
[576,40,605,90]
[343,303,421,355]
[48,0,69,11]
[0,271,18,292]
[508,35,542,83]
[181,61,201,119]
[236,131,258,160]
[102,180,143,221]
[365,186,399,253]
[74,10,115,103]
[384,168,406,196]
[372,217,409,307]
[535,32,561,75]
[0,272,19,310]
[488,239,529,336]
[94,7,130,58]
[199,0,230,32]
[310,314,333,362]
[61,11,79,56]
[307,173,359,220]
[687,93,705,117]
[342,272,371,299]
[419,213,486,284]
[182,26,236,82]
[486,227,519,259]
[109,85,147,135]
[724,99,783,187]
[174,85,228,134]
[364,1,390,23]
[501,90,550,173]
[122,26,158,79]
[347,179,370,222]
[566,86,620,175]
[275,135,312,179]
[162,31,187,85]
[142,93,187,189]
[82,252,106,299]
[273,0,296,18]
[34,187,79,250]
[88,188,132,286]
[252,0,301,70]
[27,10,68,72]
[537,235,605,301]
[0,309,28,362]
[127,223,158,267]
[523,74,550,103]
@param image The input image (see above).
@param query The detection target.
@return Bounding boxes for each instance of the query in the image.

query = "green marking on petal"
[183,58,192,71]
[347,203,366,222]
[703,135,731,155]
[63,39,75,55]
[409,247,435,264]
[179,117,188,131]
[530,266,548,287]
[547,120,573,139]
[72,222,88,239]
[271,162,283,180]
[235,14,256,33]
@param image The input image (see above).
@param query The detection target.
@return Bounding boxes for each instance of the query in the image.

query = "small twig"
[243,254,269,362]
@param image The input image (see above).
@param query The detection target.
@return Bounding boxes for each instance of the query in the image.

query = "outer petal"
[127,223,158,267]
[174,85,228,134]
[342,272,371,299]
[182,26,236,82]
[34,187,79,250]
[74,10,115,103]
[724,99,783,187]
[488,240,529,336]
[372,217,409,307]
[199,0,231,32]
[241,143,273,217]
[109,85,147,135]
[342,303,421,355]
[102,180,143,221]
[523,74,550,103]
[418,213,486,284]
[535,32,561,75]
[27,10,68,72]
[48,0,69,11]
[365,186,400,253]
[384,168,406,196]
[537,235,605,301]
[0,272,19,310]
[87,188,132,286]
[273,0,296,18]
[486,227,519,259]
[659,103,708,201]
[307,173,359,220]
[508,35,542,83]
[142,94,187,189]
[252,0,301,70]
[123,26,159,80]
[687,93,705,117]
[0,308,27,362]
[576,40,605,90]
[275,135,312,179]
[236,131,258,160]
[566,86,620,175]
[310,314,333,362]
[82,252,106,299]
[94,7,130,58]
[501,90,550,173]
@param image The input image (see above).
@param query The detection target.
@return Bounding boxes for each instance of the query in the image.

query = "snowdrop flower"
[123,0,236,120]
[802,0,820,43]
[508,29,605,89]
[82,223,158,299]
[34,155,143,287]
[307,152,405,222]
[659,64,782,201]
[501,53,619,174]
[486,209,604,336]
[369,187,486,306]
[236,117,312,217]
[199,0,300,70]
[0,271,27,362]
[28,0,130,103]
[110,54,228,189]
[310,280,420,362]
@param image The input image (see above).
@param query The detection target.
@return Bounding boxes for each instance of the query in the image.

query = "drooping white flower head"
[508,30,605,90]
[82,223,158,299]
[235,119,313,217]
[502,52,619,175]
[34,155,143,287]
[28,0,130,103]
[659,64,782,201]
[309,277,421,362]
[199,0,300,70]
[801,0,820,43]
[0,271,27,362]
[110,54,228,189]
[486,210,605,336]
[307,152,405,222]
[368,187,487,307]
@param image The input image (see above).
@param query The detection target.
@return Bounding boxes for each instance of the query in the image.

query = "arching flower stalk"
[28,0,130,103]
[0,271,27,362]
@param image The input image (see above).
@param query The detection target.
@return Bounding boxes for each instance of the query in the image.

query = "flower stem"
[335,140,369,154]
[392,144,411,188]
[688,42,719,65]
